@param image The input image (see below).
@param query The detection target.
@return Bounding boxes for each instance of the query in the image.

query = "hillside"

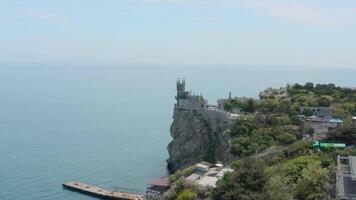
[162,82,356,200]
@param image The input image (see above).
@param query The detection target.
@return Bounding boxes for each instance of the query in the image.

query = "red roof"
[147,177,170,187]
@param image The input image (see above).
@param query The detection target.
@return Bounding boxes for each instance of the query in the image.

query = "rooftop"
[186,166,233,188]
[196,176,218,187]
[195,163,210,170]
[147,177,170,187]
[216,168,233,178]
[329,118,343,123]
[320,143,346,148]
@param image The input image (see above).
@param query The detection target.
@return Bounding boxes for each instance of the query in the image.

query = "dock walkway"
[62,181,143,200]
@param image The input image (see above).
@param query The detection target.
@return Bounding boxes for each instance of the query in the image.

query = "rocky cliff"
[166,108,234,173]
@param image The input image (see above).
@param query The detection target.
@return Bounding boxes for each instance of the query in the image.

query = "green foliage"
[293,165,332,200]
[264,155,332,200]
[283,141,311,158]
[276,133,297,145]
[211,82,354,199]
[265,175,292,200]
[169,166,195,183]
[302,108,314,116]
[256,99,295,114]
[272,82,356,144]
[265,155,319,182]
[230,137,259,157]
[230,117,258,137]
[230,115,300,157]
[327,123,356,145]
[184,181,211,198]
[288,82,356,115]
[211,159,267,200]
[163,177,211,200]
[303,124,315,136]
[162,178,185,200]
[223,98,256,113]
[176,189,196,200]
[320,157,332,168]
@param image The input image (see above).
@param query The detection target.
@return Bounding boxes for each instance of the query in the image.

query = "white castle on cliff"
[176,79,208,109]
[174,79,238,125]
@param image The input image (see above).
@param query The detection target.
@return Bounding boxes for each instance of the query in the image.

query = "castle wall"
[174,80,237,127]
[174,105,237,128]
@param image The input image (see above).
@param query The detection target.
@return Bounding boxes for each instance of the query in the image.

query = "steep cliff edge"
[166,108,233,173]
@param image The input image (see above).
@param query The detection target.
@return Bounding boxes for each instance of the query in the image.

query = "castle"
[174,79,238,125]
[176,79,207,110]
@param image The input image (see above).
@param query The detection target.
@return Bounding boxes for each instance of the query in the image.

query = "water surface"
[0,64,355,199]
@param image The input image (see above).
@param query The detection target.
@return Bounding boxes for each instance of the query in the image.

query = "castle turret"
[177,79,185,94]
[176,79,189,100]
[175,79,207,109]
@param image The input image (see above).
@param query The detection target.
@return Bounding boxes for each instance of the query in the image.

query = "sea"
[0,63,355,200]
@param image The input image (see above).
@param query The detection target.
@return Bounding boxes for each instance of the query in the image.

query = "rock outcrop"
[166,108,233,173]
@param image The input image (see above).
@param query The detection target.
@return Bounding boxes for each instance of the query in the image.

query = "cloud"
[27,12,71,26]
[131,0,355,27]
[236,1,341,27]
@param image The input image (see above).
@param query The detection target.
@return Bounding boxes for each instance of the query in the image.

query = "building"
[195,163,209,174]
[300,107,332,118]
[176,79,207,109]
[312,141,345,152]
[304,116,342,140]
[186,163,233,188]
[146,177,170,198]
[336,156,356,200]
[174,79,239,125]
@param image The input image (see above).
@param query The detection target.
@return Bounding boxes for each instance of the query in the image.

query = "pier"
[62,181,144,200]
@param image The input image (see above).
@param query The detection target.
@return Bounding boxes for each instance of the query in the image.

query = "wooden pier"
[62,181,144,200]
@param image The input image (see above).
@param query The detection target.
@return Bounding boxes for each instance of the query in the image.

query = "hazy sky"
[0,0,356,68]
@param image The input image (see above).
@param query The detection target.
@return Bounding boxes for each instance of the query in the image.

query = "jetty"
[62,181,144,200]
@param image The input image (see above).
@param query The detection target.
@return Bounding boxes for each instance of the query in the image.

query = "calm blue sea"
[0,64,355,200]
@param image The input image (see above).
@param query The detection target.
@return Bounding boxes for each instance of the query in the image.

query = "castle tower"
[175,79,207,109]
[176,79,189,99]
[177,79,185,94]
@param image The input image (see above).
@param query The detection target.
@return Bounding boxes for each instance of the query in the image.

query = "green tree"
[302,108,314,116]
[304,82,314,91]
[176,189,196,200]
[277,133,297,145]
[212,159,267,200]
[327,123,356,144]
[230,137,258,157]
[293,165,331,200]
[265,175,292,200]
[245,98,255,113]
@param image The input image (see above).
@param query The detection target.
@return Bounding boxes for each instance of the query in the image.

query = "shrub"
[176,189,196,200]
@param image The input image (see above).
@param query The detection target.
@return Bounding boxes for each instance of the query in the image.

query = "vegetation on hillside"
[224,83,356,144]
[229,114,301,157]
[212,154,333,200]
[166,83,356,200]
[210,83,356,200]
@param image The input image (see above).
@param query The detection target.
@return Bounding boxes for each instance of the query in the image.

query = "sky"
[0,0,356,68]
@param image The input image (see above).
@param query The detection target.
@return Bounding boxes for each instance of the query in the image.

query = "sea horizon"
[1,63,356,199]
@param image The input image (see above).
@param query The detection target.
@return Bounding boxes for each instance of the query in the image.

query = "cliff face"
[166,108,233,173]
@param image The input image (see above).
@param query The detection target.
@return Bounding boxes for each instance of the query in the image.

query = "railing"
[175,104,239,120]
[111,186,145,195]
